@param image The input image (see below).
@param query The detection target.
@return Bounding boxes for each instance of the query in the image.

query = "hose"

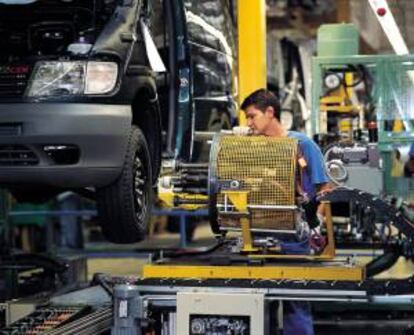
[365,247,401,278]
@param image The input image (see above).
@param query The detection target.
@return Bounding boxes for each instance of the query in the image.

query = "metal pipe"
[176,162,209,169]
[315,319,414,327]
[181,174,208,182]
[194,131,217,141]
[135,287,368,302]
[45,307,112,335]
[217,204,298,211]
[220,227,297,234]
[175,187,207,194]
[173,187,207,194]
[171,174,208,187]
[173,198,208,205]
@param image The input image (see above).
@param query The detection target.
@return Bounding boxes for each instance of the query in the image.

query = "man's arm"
[316,182,334,195]
[315,182,334,220]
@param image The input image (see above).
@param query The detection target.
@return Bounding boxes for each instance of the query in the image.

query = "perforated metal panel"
[210,135,298,231]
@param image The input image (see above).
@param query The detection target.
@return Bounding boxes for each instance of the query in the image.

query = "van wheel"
[97,126,152,243]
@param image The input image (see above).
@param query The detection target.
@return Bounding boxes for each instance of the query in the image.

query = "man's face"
[245,105,274,135]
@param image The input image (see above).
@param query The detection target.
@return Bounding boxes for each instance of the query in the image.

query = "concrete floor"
[85,223,414,280]
[86,223,215,279]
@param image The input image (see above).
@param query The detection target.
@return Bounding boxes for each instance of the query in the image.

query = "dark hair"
[240,89,281,120]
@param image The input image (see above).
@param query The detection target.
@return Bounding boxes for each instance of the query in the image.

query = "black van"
[0,0,237,243]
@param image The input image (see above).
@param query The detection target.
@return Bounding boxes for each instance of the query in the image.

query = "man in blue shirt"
[241,88,331,335]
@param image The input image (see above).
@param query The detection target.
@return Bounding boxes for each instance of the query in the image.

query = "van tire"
[97,126,152,243]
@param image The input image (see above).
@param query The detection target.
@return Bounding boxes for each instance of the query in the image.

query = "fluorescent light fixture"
[368,0,409,55]
[0,0,37,3]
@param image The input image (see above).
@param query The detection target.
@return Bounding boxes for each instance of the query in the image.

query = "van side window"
[183,0,232,54]
[149,0,169,69]
[221,0,237,54]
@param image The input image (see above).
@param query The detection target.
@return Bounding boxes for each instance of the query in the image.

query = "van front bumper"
[0,103,132,188]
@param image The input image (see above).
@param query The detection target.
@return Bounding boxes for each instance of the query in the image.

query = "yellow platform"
[143,263,365,281]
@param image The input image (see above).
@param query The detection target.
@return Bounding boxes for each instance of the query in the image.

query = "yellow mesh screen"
[216,136,298,230]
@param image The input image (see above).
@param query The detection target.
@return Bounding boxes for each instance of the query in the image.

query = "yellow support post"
[238,0,267,126]
[241,217,257,252]
[223,191,257,252]
[222,191,249,212]
[318,201,336,259]
[344,72,354,98]
[393,119,404,132]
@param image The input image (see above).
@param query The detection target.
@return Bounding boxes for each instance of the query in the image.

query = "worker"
[404,143,414,177]
[240,88,331,335]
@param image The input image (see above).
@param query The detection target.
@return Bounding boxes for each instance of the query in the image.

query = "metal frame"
[134,285,369,303]
[143,256,365,281]
[111,284,369,335]
[109,282,377,335]
[312,53,414,197]
[311,53,414,144]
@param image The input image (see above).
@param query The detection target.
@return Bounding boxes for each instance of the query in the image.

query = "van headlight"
[26,61,118,97]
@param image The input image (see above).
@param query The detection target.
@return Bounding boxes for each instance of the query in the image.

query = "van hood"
[0,0,37,4]
[0,0,143,99]
[0,0,122,61]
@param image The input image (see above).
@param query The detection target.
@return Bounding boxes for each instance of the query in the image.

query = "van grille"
[0,65,31,98]
[0,145,38,165]
[0,123,22,136]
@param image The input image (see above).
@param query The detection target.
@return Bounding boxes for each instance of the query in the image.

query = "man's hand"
[316,182,334,198]
[310,227,326,253]
[232,126,252,136]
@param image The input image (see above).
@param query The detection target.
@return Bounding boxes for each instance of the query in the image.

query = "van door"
[149,0,172,154]
[183,0,238,161]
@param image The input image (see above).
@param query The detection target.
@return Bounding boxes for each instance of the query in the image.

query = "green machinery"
[312,24,414,202]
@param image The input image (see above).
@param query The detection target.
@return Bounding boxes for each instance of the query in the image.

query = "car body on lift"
[0,0,237,243]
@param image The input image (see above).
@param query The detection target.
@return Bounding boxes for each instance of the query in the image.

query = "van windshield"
[0,0,117,61]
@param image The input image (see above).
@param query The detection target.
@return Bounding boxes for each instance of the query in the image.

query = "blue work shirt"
[288,131,329,198]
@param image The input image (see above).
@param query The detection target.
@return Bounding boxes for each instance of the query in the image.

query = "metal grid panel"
[389,177,414,202]
[311,54,414,201]
[375,59,414,126]
[216,136,298,230]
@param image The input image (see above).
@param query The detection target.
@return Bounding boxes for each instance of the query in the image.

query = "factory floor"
[84,222,414,280]
[86,222,216,279]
